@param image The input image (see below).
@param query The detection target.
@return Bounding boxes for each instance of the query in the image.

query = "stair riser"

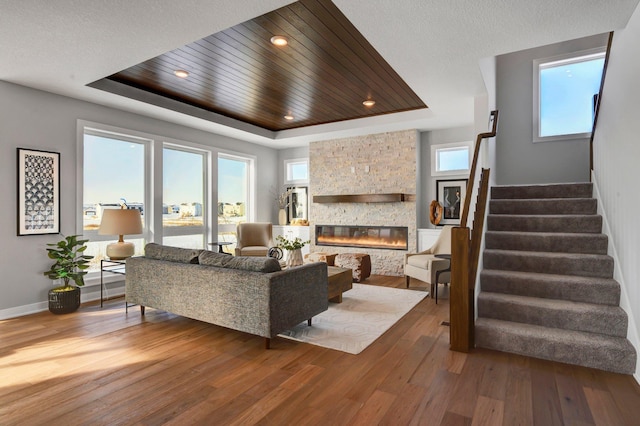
[477,296,627,337]
[475,322,636,375]
[483,251,614,278]
[491,183,593,200]
[490,199,597,215]
[485,232,608,254]
[480,271,620,306]
[487,215,602,233]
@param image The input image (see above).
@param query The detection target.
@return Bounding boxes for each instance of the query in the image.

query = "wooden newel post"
[450,226,471,352]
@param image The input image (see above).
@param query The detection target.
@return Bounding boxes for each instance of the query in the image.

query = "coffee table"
[327,266,352,303]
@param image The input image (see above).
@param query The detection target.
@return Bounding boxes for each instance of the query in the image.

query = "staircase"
[475,182,636,374]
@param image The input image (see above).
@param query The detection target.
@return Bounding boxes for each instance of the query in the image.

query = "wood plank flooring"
[1,276,639,425]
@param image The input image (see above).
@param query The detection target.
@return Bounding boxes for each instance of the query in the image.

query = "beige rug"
[278,284,428,354]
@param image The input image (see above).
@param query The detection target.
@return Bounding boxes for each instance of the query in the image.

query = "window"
[81,129,149,271]
[218,153,255,248]
[534,48,605,142]
[162,145,206,249]
[284,158,309,184]
[431,142,472,176]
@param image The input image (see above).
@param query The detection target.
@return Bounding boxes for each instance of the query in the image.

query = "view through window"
[82,131,147,270]
[163,146,206,249]
[535,50,605,141]
[218,154,253,251]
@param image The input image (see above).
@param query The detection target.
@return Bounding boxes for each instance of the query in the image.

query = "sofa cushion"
[144,243,202,264]
[199,250,282,273]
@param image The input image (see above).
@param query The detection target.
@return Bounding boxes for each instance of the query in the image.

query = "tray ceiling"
[90,0,427,132]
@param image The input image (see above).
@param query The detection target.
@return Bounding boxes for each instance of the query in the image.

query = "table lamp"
[98,207,143,259]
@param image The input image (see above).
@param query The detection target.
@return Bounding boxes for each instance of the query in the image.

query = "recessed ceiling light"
[270,36,288,47]
[174,70,189,78]
[363,99,376,107]
[284,114,294,120]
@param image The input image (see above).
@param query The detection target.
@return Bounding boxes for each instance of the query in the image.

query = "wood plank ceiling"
[91,0,427,132]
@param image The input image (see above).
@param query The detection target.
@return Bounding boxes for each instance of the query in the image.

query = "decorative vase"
[286,248,303,267]
[278,208,287,225]
[48,286,81,314]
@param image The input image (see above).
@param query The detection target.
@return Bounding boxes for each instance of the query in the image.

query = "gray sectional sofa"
[125,243,329,348]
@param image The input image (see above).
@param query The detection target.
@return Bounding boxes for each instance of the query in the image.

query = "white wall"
[0,81,278,316]
[495,33,609,185]
[592,3,640,378]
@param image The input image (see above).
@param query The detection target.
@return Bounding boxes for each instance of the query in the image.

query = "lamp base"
[106,241,135,260]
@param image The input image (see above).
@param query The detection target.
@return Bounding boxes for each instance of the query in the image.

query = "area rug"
[278,284,428,354]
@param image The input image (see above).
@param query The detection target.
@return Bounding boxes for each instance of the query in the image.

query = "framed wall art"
[17,148,60,235]
[436,178,468,225]
[286,186,308,223]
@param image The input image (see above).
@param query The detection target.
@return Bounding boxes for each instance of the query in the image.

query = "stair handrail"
[590,31,614,173]
[460,110,499,228]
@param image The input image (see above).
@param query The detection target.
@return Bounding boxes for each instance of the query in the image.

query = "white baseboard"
[0,282,125,320]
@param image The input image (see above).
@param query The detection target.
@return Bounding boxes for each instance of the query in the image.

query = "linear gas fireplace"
[315,225,408,250]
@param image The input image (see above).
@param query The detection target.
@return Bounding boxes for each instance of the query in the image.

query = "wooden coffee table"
[327,266,352,303]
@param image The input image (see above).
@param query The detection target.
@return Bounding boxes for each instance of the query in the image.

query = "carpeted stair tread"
[480,269,620,306]
[491,183,593,200]
[489,198,597,215]
[483,249,614,278]
[485,231,608,254]
[475,318,636,375]
[487,214,602,233]
[477,292,627,337]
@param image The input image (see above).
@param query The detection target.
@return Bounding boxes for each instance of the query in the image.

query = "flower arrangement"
[276,235,310,251]
[275,188,293,209]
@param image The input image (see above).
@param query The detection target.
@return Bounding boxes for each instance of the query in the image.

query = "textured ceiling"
[1,0,638,147]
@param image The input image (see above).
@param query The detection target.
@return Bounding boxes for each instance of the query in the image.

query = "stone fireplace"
[309,129,418,276]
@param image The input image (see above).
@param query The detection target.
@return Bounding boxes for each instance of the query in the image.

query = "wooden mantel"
[313,193,416,203]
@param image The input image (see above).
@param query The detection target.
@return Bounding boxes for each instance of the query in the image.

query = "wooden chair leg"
[140,306,145,315]
[308,318,312,326]
[405,275,410,288]
[265,338,271,349]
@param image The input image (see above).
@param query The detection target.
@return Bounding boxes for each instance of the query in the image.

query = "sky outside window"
[540,56,604,137]
[438,148,469,172]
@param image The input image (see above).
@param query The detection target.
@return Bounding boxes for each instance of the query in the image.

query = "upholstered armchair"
[404,225,452,298]
[235,222,274,257]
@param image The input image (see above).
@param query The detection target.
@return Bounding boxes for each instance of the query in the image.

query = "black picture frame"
[17,148,60,235]
[286,186,308,223]
[436,179,468,225]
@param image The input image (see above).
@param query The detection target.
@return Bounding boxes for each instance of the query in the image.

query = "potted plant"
[43,234,94,314]
[276,234,309,267]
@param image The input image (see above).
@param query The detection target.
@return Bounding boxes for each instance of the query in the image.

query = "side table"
[100,259,126,308]
[207,241,233,255]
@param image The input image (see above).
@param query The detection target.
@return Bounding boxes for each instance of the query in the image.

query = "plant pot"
[278,209,287,225]
[48,286,81,314]
[285,248,303,267]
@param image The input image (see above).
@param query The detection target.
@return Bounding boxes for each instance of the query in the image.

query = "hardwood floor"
[2,276,639,425]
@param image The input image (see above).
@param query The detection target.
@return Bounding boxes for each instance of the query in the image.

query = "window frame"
[533,47,606,143]
[284,158,309,185]
[217,150,256,238]
[430,141,473,177]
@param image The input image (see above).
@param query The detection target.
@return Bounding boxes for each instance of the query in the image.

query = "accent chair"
[404,225,452,299]
[235,222,274,257]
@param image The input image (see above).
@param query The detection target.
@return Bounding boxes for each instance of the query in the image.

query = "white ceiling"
[1,0,638,148]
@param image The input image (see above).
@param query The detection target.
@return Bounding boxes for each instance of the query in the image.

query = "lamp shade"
[98,209,142,236]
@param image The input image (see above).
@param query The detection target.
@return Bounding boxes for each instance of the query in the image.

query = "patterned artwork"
[17,148,60,235]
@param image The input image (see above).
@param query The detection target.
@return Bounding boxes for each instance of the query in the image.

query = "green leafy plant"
[43,235,94,291]
[276,235,310,251]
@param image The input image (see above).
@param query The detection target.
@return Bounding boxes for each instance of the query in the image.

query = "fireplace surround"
[315,225,408,250]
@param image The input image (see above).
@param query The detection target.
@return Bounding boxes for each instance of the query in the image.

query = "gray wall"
[0,81,278,314]
[495,33,609,185]
[418,126,475,228]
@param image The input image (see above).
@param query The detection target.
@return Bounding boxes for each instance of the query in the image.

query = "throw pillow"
[199,250,282,273]
[144,243,202,264]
